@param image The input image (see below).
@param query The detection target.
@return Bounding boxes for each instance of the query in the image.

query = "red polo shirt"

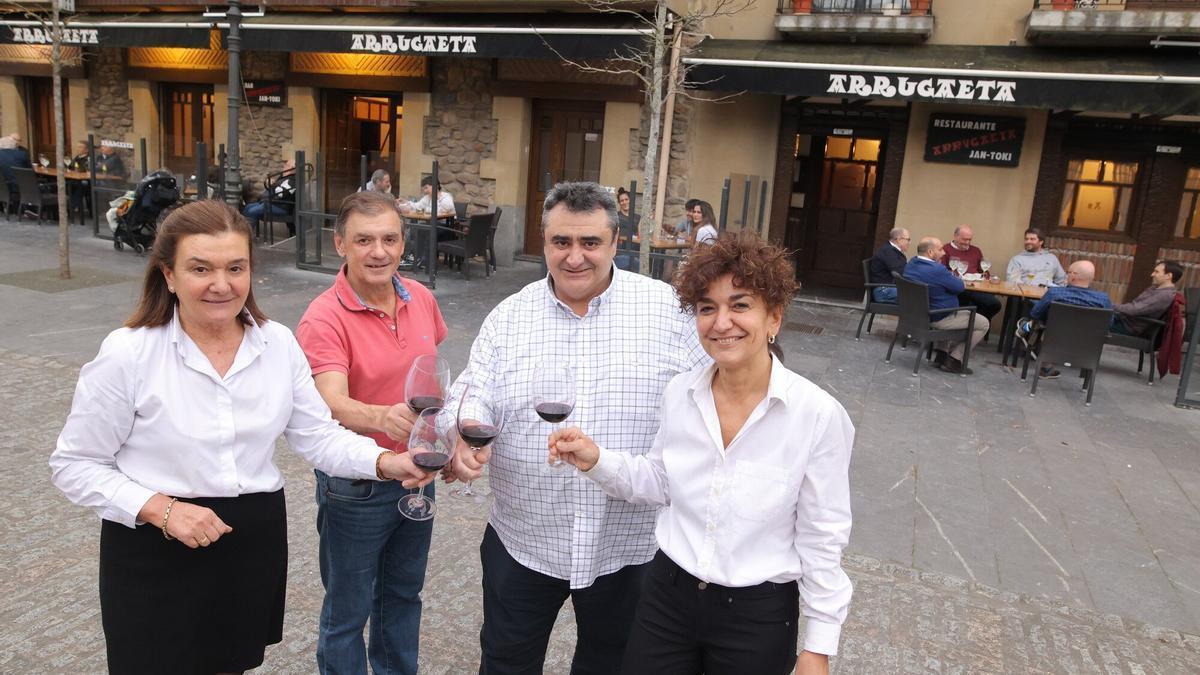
[297,267,447,451]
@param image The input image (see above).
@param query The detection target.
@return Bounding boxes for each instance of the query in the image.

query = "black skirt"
[99,490,287,675]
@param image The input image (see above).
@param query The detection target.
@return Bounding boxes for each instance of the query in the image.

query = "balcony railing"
[1031,0,1200,9]
[778,0,932,15]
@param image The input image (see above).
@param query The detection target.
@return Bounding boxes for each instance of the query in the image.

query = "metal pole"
[217,143,226,200]
[427,161,439,288]
[87,133,98,235]
[195,141,208,201]
[359,154,368,191]
[139,137,148,179]
[628,179,638,224]
[756,180,769,233]
[718,178,730,231]
[740,177,751,232]
[224,0,243,208]
[295,150,306,266]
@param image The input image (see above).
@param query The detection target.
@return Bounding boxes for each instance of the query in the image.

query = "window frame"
[1053,154,1144,241]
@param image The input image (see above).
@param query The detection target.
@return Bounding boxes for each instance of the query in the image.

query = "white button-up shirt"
[449,268,708,589]
[51,311,383,528]
[587,356,855,655]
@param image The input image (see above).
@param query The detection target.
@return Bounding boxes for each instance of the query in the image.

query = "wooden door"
[321,91,402,210]
[802,134,885,288]
[26,77,69,165]
[524,100,605,255]
[160,83,214,176]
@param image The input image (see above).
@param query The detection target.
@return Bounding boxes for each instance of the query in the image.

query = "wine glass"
[398,407,457,521]
[405,354,450,414]
[452,381,506,504]
[980,259,992,280]
[532,361,576,473]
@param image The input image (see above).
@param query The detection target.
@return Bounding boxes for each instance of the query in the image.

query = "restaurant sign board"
[924,114,1025,168]
[244,80,286,107]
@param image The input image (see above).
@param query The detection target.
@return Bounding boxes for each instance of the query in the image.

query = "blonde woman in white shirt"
[49,200,432,675]
[550,231,854,675]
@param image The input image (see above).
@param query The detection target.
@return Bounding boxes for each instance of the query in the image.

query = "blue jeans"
[315,470,434,675]
[873,286,897,303]
[242,201,292,232]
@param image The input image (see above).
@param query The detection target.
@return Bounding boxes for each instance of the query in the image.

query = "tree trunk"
[52,2,71,279]
[637,1,668,277]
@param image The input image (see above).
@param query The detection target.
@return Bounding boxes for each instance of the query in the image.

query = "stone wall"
[239,51,293,199]
[85,48,133,162]
[628,93,694,226]
[422,59,496,211]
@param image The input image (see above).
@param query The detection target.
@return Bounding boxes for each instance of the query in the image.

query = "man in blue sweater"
[1016,260,1112,379]
[903,237,991,375]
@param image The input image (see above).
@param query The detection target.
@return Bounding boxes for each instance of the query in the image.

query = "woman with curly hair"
[549,231,854,675]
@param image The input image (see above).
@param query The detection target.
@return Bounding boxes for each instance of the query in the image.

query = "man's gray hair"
[541,181,619,236]
[369,169,390,188]
[889,227,907,242]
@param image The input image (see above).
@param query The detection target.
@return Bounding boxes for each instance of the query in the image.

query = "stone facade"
[422,59,496,212]
[85,48,133,163]
[239,51,293,199]
[628,92,693,226]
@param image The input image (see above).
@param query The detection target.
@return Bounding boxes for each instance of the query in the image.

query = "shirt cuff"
[107,481,158,529]
[583,446,615,483]
[803,618,843,656]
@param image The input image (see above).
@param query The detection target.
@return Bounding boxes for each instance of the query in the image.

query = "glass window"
[852,138,881,162]
[824,137,851,160]
[1176,167,1200,240]
[1058,158,1139,234]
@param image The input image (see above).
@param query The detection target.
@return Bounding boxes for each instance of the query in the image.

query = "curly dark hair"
[674,230,798,315]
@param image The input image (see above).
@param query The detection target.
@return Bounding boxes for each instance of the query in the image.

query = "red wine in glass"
[408,395,444,414]
[398,407,456,521]
[411,451,450,472]
[535,402,573,424]
[460,423,500,448]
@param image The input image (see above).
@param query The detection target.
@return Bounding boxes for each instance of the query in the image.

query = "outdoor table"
[622,235,692,279]
[34,166,123,182]
[963,279,1047,366]
[401,211,457,287]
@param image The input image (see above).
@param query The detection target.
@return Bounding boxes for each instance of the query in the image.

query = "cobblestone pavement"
[1,224,1199,673]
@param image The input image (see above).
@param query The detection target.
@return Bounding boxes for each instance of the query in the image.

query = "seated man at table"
[66,140,92,223]
[1016,260,1112,379]
[868,227,909,303]
[1111,260,1182,336]
[243,157,297,236]
[94,141,126,179]
[398,175,455,269]
[940,224,1001,322]
[904,237,992,375]
[359,169,393,196]
[0,133,32,214]
[1006,228,1066,287]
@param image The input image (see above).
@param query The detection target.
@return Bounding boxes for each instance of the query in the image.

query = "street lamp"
[224,0,242,207]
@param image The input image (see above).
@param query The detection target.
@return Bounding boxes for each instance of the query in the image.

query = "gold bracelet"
[376,451,393,481]
[161,497,178,541]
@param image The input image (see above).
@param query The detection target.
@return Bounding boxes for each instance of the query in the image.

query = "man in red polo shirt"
[296,190,448,675]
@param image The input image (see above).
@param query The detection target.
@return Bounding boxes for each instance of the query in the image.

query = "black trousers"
[621,551,799,675]
[959,289,1002,322]
[478,524,647,675]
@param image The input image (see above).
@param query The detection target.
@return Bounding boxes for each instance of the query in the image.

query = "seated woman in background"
[50,200,431,675]
[690,200,719,246]
[615,186,640,273]
[550,231,855,675]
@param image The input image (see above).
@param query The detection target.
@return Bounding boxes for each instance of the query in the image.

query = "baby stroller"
[113,170,180,253]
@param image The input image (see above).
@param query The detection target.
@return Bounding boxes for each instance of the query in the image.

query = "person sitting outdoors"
[243,158,297,236]
[691,200,719,246]
[398,175,454,217]
[550,231,854,675]
[1016,260,1113,379]
[941,224,1001,322]
[66,140,92,223]
[1006,228,1066,287]
[0,132,32,214]
[1111,260,1183,336]
[665,198,700,239]
[615,186,640,273]
[360,169,393,197]
[903,237,991,375]
[867,227,909,303]
[95,141,127,180]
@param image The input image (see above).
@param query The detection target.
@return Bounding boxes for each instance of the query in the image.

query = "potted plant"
[792,0,812,14]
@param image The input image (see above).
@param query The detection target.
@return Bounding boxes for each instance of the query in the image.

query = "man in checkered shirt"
[449,182,708,673]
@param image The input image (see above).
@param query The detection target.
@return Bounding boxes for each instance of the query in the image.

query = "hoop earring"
[768,334,776,344]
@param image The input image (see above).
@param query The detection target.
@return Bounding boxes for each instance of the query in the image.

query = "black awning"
[684,41,1200,116]
[229,13,650,59]
[0,15,211,49]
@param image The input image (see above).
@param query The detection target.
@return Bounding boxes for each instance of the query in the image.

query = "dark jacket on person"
[0,144,32,187]
[67,153,90,173]
[261,170,296,207]
[95,151,125,178]
[868,241,907,285]
[1114,286,1177,336]
[903,256,964,312]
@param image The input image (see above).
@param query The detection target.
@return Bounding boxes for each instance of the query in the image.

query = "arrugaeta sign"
[827,74,1017,103]
[8,26,98,45]
[350,33,478,54]
[924,114,1025,167]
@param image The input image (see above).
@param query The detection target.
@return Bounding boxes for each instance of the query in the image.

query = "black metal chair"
[1022,303,1113,406]
[487,206,502,272]
[856,258,900,340]
[1182,287,1199,355]
[0,180,11,220]
[13,167,57,224]
[886,274,977,377]
[437,212,492,279]
[1105,303,1171,386]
